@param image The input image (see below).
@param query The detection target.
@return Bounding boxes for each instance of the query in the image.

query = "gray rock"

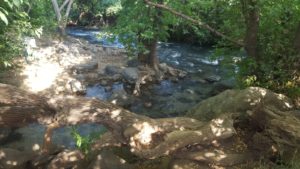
[105,65,122,75]
[122,67,138,83]
[204,75,221,83]
[187,87,294,121]
[73,62,98,73]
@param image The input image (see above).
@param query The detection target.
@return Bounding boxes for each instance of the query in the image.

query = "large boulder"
[187,87,294,121]
[187,87,300,163]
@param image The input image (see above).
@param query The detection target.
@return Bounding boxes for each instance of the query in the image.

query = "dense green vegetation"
[0,0,299,96]
[0,0,54,68]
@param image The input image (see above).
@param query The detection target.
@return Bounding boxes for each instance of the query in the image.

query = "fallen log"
[1,83,300,168]
[0,83,235,163]
[0,83,56,127]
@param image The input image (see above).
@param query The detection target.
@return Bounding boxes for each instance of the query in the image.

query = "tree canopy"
[0,0,299,96]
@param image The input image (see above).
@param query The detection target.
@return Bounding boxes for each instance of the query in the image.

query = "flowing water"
[66,27,235,118]
[1,28,235,150]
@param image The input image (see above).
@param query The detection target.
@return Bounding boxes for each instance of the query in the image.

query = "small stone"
[144,102,152,108]
[205,75,221,83]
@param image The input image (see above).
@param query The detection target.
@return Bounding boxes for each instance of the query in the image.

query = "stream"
[67,27,235,118]
[1,27,235,151]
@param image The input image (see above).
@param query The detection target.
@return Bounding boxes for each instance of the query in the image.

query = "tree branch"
[51,0,62,22]
[65,0,74,18]
[144,0,244,47]
[59,0,70,12]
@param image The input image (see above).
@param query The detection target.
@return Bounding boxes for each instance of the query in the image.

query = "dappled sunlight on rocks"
[210,117,234,137]
[130,122,161,147]
[111,109,122,121]
[18,37,111,95]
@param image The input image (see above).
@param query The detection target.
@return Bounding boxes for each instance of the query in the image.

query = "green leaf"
[4,0,13,8]
[13,0,21,7]
[0,11,8,25]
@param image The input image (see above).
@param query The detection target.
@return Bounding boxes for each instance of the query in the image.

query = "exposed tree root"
[133,64,186,96]
[1,84,300,168]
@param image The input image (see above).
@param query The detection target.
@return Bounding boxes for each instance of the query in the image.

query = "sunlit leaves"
[0,10,8,25]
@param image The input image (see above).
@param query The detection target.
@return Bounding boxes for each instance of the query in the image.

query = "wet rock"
[105,65,122,75]
[204,75,221,83]
[86,84,111,100]
[122,67,138,83]
[109,89,133,107]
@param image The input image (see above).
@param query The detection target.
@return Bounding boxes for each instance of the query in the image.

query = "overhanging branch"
[144,0,244,47]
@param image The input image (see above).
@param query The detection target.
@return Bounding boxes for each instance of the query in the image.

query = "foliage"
[70,0,121,26]
[0,0,30,68]
[207,0,300,97]
[71,126,107,154]
[0,0,56,69]
[112,0,178,56]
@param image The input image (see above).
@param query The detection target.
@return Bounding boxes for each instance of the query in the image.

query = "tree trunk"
[51,0,74,36]
[148,39,159,70]
[51,0,62,22]
[240,0,260,60]
[138,39,159,70]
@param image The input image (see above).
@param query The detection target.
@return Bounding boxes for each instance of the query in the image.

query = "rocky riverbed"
[0,29,239,152]
[0,33,247,169]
